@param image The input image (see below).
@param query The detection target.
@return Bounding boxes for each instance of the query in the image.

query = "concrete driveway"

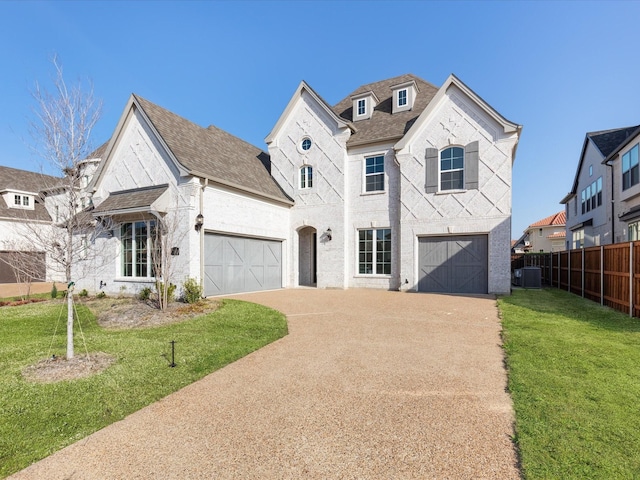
[10,289,519,479]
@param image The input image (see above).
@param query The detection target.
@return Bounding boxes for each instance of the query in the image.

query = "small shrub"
[96,291,107,299]
[138,287,152,301]
[181,278,203,304]
[155,282,176,303]
[78,289,89,298]
[50,283,58,299]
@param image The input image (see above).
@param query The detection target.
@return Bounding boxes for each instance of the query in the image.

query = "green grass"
[0,299,287,478]
[499,288,640,479]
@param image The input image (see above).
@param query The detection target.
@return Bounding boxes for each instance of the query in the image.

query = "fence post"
[581,248,585,298]
[558,252,561,288]
[630,242,634,318]
[600,245,604,306]
[568,250,571,292]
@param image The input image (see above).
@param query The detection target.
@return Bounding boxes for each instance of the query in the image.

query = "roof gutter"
[190,170,294,207]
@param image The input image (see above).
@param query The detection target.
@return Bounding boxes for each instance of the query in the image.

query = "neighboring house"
[522,211,566,252]
[75,73,521,297]
[603,125,640,242]
[561,125,640,249]
[0,166,59,283]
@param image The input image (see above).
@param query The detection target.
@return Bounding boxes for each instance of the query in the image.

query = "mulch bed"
[20,297,219,383]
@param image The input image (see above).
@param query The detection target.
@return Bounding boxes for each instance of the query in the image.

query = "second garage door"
[204,234,282,296]
[418,235,488,294]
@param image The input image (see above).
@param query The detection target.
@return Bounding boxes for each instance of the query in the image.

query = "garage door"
[204,234,282,296]
[0,251,46,284]
[418,235,488,294]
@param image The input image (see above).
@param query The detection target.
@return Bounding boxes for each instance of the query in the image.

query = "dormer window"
[392,80,418,114]
[398,89,407,107]
[351,91,377,121]
[13,194,31,207]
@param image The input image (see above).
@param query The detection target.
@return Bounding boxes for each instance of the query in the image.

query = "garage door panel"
[418,235,488,294]
[204,234,282,296]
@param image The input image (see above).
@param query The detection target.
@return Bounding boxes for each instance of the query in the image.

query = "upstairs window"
[357,98,366,116]
[440,147,464,191]
[398,89,407,107]
[365,155,385,192]
[622,144,639,190]
[581,176,603,213]
[13,194,31,207]
[300,165,313,189]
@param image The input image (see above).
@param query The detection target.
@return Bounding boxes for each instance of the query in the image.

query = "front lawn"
[0,298,288,478]
[499,288,640,479]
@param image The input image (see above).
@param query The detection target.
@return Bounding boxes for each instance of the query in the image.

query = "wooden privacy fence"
[511,242,640,318]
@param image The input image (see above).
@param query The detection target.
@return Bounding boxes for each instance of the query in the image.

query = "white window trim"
[299,165,313,190]
[362,153,386,194]
[116,220,157,281]
[355,227,392,277]
[398,88,408,107]
[438,146,465,192]
[357,98,367,117]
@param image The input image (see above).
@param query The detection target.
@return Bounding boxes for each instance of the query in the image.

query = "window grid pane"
[440,147,464,191]
[358,228,391,275]
[365,156,385,192]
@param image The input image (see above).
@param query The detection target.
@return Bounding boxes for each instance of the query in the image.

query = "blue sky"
[1,1,639,238]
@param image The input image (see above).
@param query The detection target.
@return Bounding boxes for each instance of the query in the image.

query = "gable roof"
[95,95,292,206]
[590,125,640,158]
[265,80,353,145]
[602,124,640,164]
[528,211,566,228]
[0,166,59,222]
[332,74,440,147]
[563,125,640,200]
[132,95,291,204]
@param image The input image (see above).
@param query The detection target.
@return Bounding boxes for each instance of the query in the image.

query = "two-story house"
[0,166,59,283]
[266,74,521,294]
[561,125,640,248]
[604,125,640,241]
[73,73,521,297]
[522,211,566,252]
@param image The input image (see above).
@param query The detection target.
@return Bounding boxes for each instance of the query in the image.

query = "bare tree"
[149,200,193,311]
[26,56,102,359]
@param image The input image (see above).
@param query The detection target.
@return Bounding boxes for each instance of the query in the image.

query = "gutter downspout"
[606,159,615,242]
[200,178,208,294]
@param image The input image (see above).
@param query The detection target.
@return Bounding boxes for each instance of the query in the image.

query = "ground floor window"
[358,228,391,275]
[629,221,640,241]
[121,220,156,278]
[572,229,584,249]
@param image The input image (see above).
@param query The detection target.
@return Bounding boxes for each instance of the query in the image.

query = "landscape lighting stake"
[170,340,176,367]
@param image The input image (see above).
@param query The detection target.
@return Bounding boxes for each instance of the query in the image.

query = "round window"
[301,138,312,151]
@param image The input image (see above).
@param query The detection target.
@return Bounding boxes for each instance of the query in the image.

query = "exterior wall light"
[325,227,332,241]
[195,213,204,231]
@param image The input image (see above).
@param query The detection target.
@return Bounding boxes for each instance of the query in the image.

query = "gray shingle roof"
[133,95,291,203]
[0,166,59,222]
[93,184,169,214]
[589,125,640,157]
[331,74,440,147]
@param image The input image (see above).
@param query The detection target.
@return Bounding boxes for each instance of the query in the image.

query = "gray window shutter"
[425,148,439,193]
[465,141,479,190]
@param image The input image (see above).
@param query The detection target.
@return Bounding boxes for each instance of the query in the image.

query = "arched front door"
[298,226,317,286]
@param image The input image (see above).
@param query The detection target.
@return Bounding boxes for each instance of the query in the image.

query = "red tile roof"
[529,211,566,228]
[547,231,566,239]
